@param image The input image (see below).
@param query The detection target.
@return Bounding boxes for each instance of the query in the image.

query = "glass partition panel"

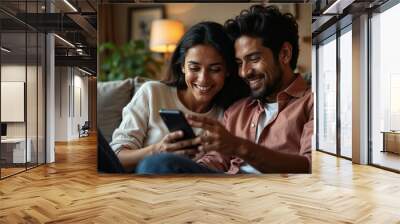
[1,31,28,177]
[0,1,46,179]
[27,30,38,169]
[371,3,400,171]
[317,35,337,154]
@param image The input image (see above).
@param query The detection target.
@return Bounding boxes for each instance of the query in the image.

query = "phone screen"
[159,109,196,140]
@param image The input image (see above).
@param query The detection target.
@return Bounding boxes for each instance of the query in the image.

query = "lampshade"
[150,19,184,53]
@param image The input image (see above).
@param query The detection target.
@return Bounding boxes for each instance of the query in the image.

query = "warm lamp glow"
[150,19,184,53]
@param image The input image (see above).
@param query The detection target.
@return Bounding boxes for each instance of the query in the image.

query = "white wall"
[1,66,26,141]
[55,67,69,141]
[74,73,89,122]
[54,67,89,141]
[1,65,36,137]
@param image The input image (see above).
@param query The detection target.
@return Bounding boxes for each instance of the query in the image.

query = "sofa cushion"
[97,79,134,142]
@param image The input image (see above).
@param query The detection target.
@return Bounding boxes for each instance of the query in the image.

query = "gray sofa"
[97,77,151,143]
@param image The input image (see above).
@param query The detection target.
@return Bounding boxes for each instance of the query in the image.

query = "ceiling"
[311,0,390,39]
[0,0,97,73]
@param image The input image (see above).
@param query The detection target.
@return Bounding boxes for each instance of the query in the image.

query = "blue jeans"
[136,153,220,174]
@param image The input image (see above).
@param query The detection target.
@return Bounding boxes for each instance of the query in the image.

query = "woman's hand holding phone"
[153,130,202,158]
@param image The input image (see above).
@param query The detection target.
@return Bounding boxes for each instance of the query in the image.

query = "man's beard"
[249,69,283,102]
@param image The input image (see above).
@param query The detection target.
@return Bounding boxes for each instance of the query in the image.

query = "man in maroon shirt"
[136,5,313,174]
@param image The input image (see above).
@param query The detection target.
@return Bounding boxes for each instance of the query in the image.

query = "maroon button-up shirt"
[197,74,313,174]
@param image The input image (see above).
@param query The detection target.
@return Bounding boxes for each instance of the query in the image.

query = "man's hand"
[186,114,241,156]
[186,115,311,174]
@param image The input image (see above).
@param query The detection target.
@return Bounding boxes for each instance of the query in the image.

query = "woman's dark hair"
[163,21,249,109]
[224,5,299,70]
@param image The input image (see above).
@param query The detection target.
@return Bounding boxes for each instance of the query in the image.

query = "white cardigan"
[110,81,223,154]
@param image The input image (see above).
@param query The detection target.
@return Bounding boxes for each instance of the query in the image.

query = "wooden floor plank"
[0,134,400,223]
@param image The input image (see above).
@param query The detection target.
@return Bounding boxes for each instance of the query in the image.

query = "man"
[136,5,313,174]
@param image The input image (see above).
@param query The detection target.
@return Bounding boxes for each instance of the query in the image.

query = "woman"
[110,21,249,172]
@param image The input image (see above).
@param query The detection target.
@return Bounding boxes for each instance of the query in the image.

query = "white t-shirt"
[110,81,223,154]
[256,102,279,142]
[240,102,279,174]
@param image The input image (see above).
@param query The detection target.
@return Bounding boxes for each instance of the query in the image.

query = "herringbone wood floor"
[1,134,400,223]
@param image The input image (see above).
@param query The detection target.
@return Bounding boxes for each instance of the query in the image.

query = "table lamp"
[150,19,184,60]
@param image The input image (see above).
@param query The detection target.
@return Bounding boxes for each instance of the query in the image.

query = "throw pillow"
[97,79,134,142]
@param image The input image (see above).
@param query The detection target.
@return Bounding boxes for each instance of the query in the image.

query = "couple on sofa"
[110,5,313,174]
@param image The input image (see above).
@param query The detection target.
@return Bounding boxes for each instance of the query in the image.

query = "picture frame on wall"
[274,4,298,18]
[128,5,166,42]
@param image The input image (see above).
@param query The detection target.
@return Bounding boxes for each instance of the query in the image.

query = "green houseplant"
[99,40,163,81]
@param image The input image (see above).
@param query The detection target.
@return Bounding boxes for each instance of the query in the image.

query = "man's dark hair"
[224,5,299,70]
[163,21,249,109]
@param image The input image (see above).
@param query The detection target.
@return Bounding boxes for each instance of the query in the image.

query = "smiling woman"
[178,45,226,113]
[162,22,249,110]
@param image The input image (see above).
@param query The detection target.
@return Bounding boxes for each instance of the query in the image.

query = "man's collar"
[246,74,309,107]
[283,74,309,98]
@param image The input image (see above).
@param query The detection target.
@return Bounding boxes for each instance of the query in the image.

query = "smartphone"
[159,109,196,140]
